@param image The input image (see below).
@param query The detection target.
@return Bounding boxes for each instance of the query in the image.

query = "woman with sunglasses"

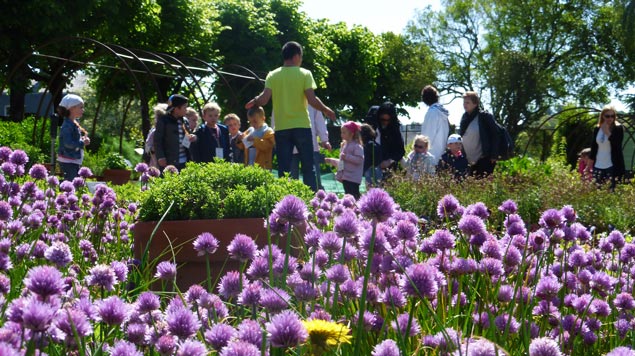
[590,105,625,190]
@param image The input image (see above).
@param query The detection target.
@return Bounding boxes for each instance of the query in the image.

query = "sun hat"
[342,121,361,134]
[447,134,462,144]
[59,94,84,109]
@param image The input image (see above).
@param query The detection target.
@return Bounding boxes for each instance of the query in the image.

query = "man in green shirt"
[246,41,335,191]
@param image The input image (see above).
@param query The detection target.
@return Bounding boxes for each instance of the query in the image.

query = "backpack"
[494,121,514,160]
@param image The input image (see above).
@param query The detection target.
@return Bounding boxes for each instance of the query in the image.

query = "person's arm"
[154,117,167,167]
[313,108,331,149]
[342,145,364,166]
[61,124,84,150]
[305,88,336,120]
[245,88,272,109]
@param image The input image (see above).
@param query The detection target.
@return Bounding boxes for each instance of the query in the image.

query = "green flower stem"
[205,254,212,292]
[353,222,377,354]
[282,224,292,287]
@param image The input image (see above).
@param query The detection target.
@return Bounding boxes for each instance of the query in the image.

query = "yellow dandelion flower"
[302,319,352,355]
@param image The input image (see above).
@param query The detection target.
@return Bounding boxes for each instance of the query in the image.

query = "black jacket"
[590,125,625,177]
[459,110,499,160]
[191,123,230,163]
[154,114,190,166]
[438,150,469,180]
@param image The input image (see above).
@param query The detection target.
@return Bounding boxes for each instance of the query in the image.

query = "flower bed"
[0,146,634,355]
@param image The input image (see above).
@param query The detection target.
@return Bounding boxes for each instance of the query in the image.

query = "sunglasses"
[604,114,616,118]
[414,145,425,149]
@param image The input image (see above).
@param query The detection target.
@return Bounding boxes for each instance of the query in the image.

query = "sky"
[299,0,466,125]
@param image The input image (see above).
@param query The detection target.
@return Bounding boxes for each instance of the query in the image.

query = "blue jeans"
[290,151,323,189]
[276,128,316,191]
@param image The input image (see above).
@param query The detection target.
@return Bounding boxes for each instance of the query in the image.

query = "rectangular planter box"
[133,218,268,291]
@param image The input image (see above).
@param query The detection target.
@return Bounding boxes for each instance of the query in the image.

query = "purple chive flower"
[260,287,291,313]
[498,199,518,214]
[246,257,270,280]
[293,282,318,302]
[458,215,486,236]
[238,282,262,307]
[205,323,237,350]
[0,147,12,162]
[110,261,128,282]
[134,162,149,173]
[227,234,257,262]
[155,261,177,281]
[614,292,635,311]
[28,164,48,180]
[156,335,177,355]
[22,298,56,332]
[54,308,93,341]
[391,313,420,336]
[494,313,520,334]
[86,264,118,291]
[167,306,201,340]
[381,286,406,308]
[220,340,261,356]
[176,340,207,356]
[431,229,455,250]
[560,205,577,223]
[529,337,563,356]
[437,194,461,219]
[126,323,147,344]
[266,310,308,348]
[110,340,143,356]
[97,296,129,325]
[334,211,359,238]
[136,291,160,313]
[0,202,12,221]
[608,231,626,249]
[8,149,28,166]
[24,265,64,299]
[607,347,635,356]
[0,273,10,295]
[325,264,350,284]
[77,166,93,178]
[498,285,514,303]
[193,232,219,256]
[372,339,400,356]
[44,241,73,268]
[268,212,289,235]
[218,271,243,299]
[479,258,504,277]
[401,263,440,299]
[272,195,308,225]
[539,209,564,229]
[465,202,490,219]
[148,166,161,177]
[237,319,263,347]
[359,189,395,222]
[319,232,342,253]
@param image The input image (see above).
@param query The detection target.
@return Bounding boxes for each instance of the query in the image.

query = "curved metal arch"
[179,57,237,105]
[152,52,208,113]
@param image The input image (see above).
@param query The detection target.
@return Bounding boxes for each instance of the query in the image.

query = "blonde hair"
[223,113,241,125]
[153,103,168,117]
[247,106,265,118]
[597,105,619,128]
[413,135,429,149]
[203,102,221,115]
[185,107,199,118]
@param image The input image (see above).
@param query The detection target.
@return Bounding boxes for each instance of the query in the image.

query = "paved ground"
[272,170,367,195]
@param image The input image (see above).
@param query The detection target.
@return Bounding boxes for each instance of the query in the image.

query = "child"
[185,107,200,132]
[325,121,364,199]
[437,134,468,180]
[361,123,382,188]
[403,135,436,180]
[578,147,593,182]
[240,106,275,170]
[223,113,245,164]
[191,102,230,163]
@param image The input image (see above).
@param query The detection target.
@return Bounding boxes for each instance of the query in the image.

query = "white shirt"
[420,103,449,165]
[272,105,329,153]
[594,129,613,169]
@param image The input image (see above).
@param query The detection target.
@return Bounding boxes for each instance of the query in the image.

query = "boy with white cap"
[437,134,468,180]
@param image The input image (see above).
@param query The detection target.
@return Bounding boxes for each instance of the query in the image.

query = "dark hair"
[282,41,303,61]
[376,101,399,127]
[360,123,376,143]
[56,106,70,118]
[421,85,439,106]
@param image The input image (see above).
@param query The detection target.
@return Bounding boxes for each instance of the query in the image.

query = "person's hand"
[245,98,257,109]
[188,134,197,142]
[82,136,90,146]
[246,135,255,142]
[324,157,336,166]
[601,123,611,136]
[324,107,336,121]
[158,158,167,167]
[321,141,332,150]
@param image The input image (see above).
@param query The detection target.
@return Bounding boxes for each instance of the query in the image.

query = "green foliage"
[0,116,49,165]
[385,156,635,233]
[105,152,131,170]
[138,162,314,221]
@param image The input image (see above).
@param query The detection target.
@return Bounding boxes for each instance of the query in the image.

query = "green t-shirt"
[265,66,316,131]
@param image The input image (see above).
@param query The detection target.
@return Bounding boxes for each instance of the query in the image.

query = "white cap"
[59,94,84,109]
[447,134,462,144]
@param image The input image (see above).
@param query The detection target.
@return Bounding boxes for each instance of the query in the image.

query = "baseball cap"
[447,134,462,144]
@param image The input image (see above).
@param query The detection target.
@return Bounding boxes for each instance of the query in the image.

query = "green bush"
[0,116,50,165]
[105,152,131,170]
[384,156,635,233]
[138,161,314,221]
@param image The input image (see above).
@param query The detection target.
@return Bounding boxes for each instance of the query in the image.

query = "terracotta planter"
[133,218,268,290]
[103,169,131,185]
